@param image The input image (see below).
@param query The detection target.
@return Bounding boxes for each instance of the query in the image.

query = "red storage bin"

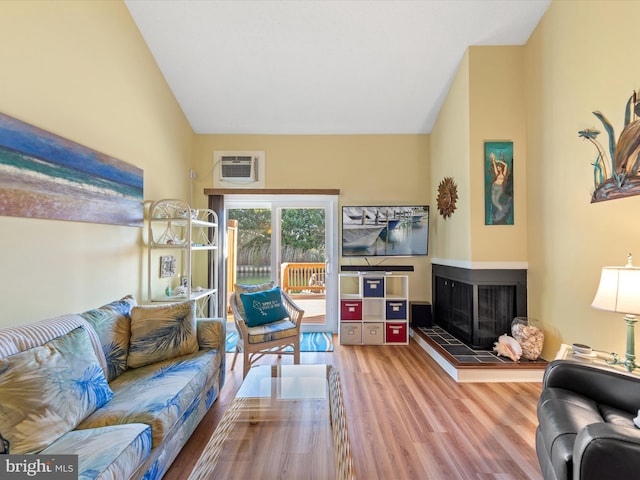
[385,322,408,343]
[340,300,362,320]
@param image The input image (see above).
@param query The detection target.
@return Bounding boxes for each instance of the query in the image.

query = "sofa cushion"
[246,318,298,344]
[600,404,636,427]
[78,349,220,448]
[0,326,114,454]
[537,387,604,479]
[0,313,108,376]
[234,281,275,320]
[128,300,198,368]
[240,287,290,327]
[41,423,151,480]
[197,318,224,350]
[80,295,136,381]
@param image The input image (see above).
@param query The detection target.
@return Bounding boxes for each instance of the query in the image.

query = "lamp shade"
[592,266,640,315]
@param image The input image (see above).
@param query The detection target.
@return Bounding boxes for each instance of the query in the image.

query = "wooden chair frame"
[229,289,304,378]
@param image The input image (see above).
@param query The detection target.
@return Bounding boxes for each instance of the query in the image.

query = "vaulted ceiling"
[125,0,550,135]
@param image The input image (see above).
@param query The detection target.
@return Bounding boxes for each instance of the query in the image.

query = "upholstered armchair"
[536,360,640,479]
[229,284,303,378]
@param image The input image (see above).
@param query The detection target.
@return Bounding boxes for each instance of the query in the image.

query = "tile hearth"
[419,326,546,364]
[411,326,547,383]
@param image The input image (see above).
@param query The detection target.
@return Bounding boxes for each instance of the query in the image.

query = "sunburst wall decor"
[437,177,458,219]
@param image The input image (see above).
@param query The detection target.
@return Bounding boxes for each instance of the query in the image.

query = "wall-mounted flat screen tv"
[342,205,429,257]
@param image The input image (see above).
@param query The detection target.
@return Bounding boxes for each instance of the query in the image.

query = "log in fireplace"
[431,264,527,349]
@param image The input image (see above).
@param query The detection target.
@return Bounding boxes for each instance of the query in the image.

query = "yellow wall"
[0,1,193,326]
[192,134,432,302]
[430,47,528,267]
[469,46,528,263]
[524,0,640,358]
[430,52,472,263]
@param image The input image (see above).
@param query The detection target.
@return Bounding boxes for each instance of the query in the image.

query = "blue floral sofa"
[0,295,225,480]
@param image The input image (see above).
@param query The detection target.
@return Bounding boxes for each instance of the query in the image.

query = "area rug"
[226,331,334,353]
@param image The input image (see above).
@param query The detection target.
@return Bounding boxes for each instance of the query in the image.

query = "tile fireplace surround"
[412,326,546,382]
[431,263,528,349]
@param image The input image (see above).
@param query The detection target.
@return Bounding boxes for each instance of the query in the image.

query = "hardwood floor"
[164,336,543,479]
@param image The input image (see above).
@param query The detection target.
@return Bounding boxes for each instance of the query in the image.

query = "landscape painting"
[0,112,143,227]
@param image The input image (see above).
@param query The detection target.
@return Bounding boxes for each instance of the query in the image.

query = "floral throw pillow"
[80,295,136,381]
[0,326,114,454]
[127,300,198,368]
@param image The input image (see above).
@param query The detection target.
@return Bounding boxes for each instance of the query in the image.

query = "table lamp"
[591,253,640,372]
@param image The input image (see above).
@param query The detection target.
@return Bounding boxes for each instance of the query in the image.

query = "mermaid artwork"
[489,152,512,223]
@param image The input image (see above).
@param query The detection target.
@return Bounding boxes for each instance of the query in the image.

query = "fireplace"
[432,264,527,349]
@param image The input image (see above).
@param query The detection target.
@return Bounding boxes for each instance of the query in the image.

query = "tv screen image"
[341,205,429,257]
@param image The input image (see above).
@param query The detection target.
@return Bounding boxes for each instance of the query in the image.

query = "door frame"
[224,194,339,333]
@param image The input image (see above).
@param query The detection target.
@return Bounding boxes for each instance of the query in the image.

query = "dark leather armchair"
[536,360,640,479]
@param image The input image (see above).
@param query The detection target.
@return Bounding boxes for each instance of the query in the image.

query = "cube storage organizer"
[338,273,409,345]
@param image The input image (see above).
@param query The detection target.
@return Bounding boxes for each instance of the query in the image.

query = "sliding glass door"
[226,195,338,333]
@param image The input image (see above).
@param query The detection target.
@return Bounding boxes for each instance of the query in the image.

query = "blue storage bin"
[386,300,407,319]
[363,277,385,297]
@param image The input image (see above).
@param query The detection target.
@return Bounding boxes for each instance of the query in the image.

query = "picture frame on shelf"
[160,255,176,278]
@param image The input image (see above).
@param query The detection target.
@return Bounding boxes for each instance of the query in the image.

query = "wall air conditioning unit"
[213,151,265,188]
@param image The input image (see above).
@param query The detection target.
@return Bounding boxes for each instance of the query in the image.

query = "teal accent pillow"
[240,287,290,327]
[234,281,275,320]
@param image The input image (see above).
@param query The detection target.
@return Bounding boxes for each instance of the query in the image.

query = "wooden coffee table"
[189,364,354,479]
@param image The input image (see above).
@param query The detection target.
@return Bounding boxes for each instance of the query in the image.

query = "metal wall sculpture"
[579,91,640,203]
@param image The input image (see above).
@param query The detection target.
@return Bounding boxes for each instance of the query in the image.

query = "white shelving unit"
[147,199,218,318]
[338,273,409,345]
